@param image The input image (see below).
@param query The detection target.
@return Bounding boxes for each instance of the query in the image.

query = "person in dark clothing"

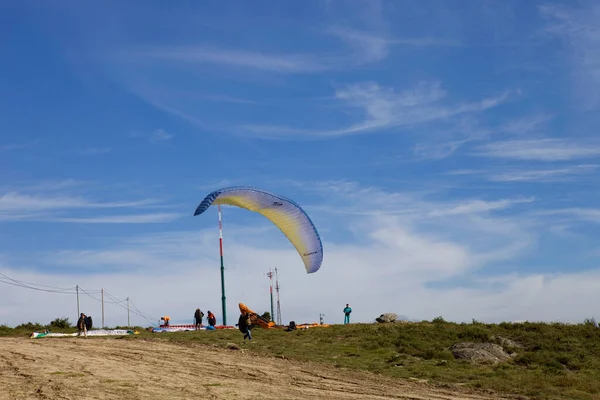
[237,312,252,340]
[207,310,216,327]
[77,313,88,337]
[194,308,204,330]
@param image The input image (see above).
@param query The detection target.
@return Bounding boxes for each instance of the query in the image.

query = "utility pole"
[76,285,80,317]
[275,267,282,326]
[266,269,274,322]
[101,288,105,328]
[218,204,227,326]
[126,297,130,327]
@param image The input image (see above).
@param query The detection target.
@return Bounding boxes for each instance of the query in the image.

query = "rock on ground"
[450,342,514,365]
[490,335,522,350]
[376,313,398,323]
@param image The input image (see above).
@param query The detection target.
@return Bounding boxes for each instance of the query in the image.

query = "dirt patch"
[0,337,514,399]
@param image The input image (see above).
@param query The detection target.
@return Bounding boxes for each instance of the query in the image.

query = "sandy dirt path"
[0,337,514,400]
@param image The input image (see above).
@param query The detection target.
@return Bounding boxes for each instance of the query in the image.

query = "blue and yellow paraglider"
[194,186,323,274]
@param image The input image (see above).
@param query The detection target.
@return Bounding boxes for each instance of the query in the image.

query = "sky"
[2,0,600,328]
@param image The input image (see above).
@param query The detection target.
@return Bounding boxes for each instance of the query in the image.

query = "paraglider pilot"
[161,316,170,326]
[238,312,252,340]
[194,308,204,330]
[77,313,88,337]
[343,304,352,324]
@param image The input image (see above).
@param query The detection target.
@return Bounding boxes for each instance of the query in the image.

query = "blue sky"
[2,0,600,327]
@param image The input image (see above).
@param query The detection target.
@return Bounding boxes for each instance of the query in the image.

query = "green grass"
[3,320,600,399]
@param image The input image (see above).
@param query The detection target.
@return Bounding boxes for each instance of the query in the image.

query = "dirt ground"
[0,337,514,400]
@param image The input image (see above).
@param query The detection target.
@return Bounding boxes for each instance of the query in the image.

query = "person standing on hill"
[343,304,352,324]
[77,313,88,337]
[194,308,204,330]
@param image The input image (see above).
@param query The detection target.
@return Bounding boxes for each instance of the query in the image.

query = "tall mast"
[218,204,227,326]
[267,269,274,322]
[275,267,282,326]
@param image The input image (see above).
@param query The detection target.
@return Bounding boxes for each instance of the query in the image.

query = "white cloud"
[489,165,599,182]
[3,180,594,327]
[125,27,456,76]
[0,192,158,212]
[475,139,600,161]
[239,81,511,139]
[428,197,534,217]
[537,208,600,223]
[43,214,183,224]
[540,3,600,109]
[444,165,599,182]
[0,179,86,193]
[129,45,330,74]
[1,214,597,327]
[130,129,174,144]
[0,141,38,151]
[68,147,112,155]
[498,113,554,135]
[0,190,172,224]
[327,27,459,65]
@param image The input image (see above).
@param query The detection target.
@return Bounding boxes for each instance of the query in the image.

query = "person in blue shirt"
[343,304,352,324]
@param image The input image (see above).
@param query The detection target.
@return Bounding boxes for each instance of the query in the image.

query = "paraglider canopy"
[194,186,323,273]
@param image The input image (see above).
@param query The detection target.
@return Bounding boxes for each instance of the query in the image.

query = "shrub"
[15,322,45,331]
[49,317,71,329]
[261,312,272,322]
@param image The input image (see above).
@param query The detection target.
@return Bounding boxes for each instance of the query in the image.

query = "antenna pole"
[275,267,282,326]
[218,204,227,326]
[267,269,274,322]
[127,297,130,327]
[101,288,105,328]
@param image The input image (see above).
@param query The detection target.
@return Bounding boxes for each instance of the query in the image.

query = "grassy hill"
[3,319,600,399]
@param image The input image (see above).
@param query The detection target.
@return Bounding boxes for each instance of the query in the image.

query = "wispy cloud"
[328,27,459,64]
[0,191,172,224]
[130,129,174,144]
[45,213,182,224]
[239,81,511,139]
[497,113,554,135]
[67,147,112,156]
[489,165,599,182]
[0,141,38,151]
[428,197,534,217]
[0,193,159,212]
[124,27,457,75]
[475,139,600,161]
[129,45,329,73]
[539,3,600,109]
[445,165,599,183]
[0,179,86,193]
[537,208,600,224]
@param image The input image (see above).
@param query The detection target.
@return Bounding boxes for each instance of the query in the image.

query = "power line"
[0,271,158,326]
[0,272,76,293]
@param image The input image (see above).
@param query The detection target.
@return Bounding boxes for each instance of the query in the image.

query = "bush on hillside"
[15,322,45,331]
[49,317,71,329]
